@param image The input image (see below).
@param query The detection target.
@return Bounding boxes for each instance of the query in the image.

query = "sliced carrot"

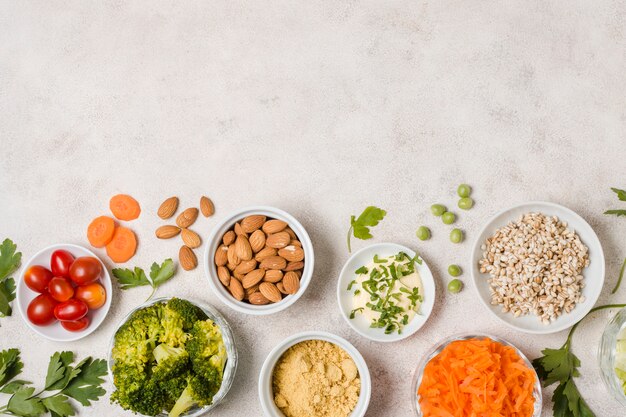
[109,194,141,221]
[106,226,137,263]
[87,216,116,247]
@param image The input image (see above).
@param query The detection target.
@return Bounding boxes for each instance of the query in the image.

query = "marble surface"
[2,1,626,416]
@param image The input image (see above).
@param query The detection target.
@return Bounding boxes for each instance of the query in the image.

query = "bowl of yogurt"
[337,243,436,342]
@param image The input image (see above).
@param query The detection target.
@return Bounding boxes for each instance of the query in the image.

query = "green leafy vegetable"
[347,206,386,252]
[0,349,106,417]
[605,187,626,217]
[112,259,176,301]
[0,239,21,318]
[533,304,626,417]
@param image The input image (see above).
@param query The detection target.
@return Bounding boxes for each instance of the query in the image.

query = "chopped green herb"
[349,308,364,319]
[347,280,357,291]
[355,266,368,275]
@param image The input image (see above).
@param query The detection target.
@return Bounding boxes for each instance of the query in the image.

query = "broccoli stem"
[168,385,196,417]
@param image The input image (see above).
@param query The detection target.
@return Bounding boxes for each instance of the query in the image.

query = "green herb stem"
[563,303,626,350]
[611,258,626,294]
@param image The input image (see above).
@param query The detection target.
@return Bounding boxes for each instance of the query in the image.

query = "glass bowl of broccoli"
[107,297,238,417]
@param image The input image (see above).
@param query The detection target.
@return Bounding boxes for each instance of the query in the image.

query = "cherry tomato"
[54,299,88,321]
[24,265,53,293]
[48,277,75,302]
[75,283,106,309]
[27,293,58,325]
[50,250,75,279]
[69,257,102,286]
[61,317,90,332]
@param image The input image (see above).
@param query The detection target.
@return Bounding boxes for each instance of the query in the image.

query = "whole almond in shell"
[241,215,266,233]
[249,291,270,305]
[214,245,228,266]
[255,247,277,262]
[234,259,257,276]
[179,245,197,271]
[217,266,231,287]
[277,282,289,295]
[282,271,300,294]
[176,207,199,228]
[235,235,253,261]
[278,245,305,262]
[228,278,245,301]
[266,232,291,249]
[285,261,305,271]
[227,245,240,266]
[242,269,265,289]
[223,230,236,246]
[264,269,283,283]
[259,256,287,270]
[249,230,266,253]
[157,197,179,219]
[259,282,282,303]
[262,219,288,234]
[200,196,214,217]
[156,225,181,239]
[181,229,202,248]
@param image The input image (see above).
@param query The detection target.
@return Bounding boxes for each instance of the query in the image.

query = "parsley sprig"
[112,258,176,301]
[347,206,387,252]
[0,349,107,417]
[604,187,626,217]
[0,239,21,318]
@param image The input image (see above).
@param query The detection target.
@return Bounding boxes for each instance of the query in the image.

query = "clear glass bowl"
[410,333,542,417]
[599,306,626,407]
[107,297,238,417]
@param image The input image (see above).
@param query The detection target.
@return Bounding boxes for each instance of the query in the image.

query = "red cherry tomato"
[50,250,75,279]
[75,283,106,309]
[48,277,75,302]
[69,257,102,286]
[54,299,88,321]
[61,317,90,332]
[27,293,58,325]
[24,266,53,293]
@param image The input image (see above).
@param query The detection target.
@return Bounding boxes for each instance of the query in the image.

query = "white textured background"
[2,1,626,416]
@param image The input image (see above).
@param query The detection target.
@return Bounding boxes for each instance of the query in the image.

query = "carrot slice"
[106,226,137,263]
[87,216,116,247]
[109,194,141,221]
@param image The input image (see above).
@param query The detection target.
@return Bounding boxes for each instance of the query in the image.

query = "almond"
[181,229,202,248]
[234,259,257,276]
[233,270,245,280]
[262,219,288,234]
[223,230,236,246]
[284,227,298,240]
[255,247,277,262]
[290,239,302,247]
[227,262,238,272]
[249,230,266,253]
[217,266,231,287]
[277,281,289,295]
[283,271,300,294]
[278,245,305,262]
[228,278,245,301]
[155,225,181,239]
[242,269,265,289]
[248,291,270,305]
[285,261,305,272]
[200,196,214,217]
[266,232,291,249]
[179,245,197,271]
[241,215,266,233]
[214,244,228,266]
[259,282,282,303]
[176,207,199,228]
[227,244,240,266]
[157,196,179,219]
[259,255,287,270]
[245,284,259,297]
[234,222,247,237]
[235,235,253,261]
[264,269,283,283]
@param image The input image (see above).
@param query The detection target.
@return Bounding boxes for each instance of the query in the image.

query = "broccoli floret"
[187,319,227,378]
[112,304,163,370]
[168,374,221,417]
[152,343,189,381]
[161,371,190,411]
[124,378,168,416]
[160,298,206,347]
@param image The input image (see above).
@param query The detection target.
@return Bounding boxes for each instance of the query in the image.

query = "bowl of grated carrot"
[411,334,542,417]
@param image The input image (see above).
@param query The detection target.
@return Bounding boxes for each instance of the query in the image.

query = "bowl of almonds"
[203,206,314,315]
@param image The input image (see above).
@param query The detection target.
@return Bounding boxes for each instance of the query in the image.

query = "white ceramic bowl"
[471,201,605,334]
[15,243,113,342]
[337,243,436,342]
[204,206,314,315]
[258,331,371,417]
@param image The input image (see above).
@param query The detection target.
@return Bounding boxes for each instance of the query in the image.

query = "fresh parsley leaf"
[611,187,626,201]
[45,352,74,391]
[605,209,626,217]
[0,380,30,394]
[7,386,47,416]
[347,206,387,252]
[112,266,150,290]
[0,239,21,281]
[0,348,23,387]
[533,347,580,387]
[60,358,107,406]
[0,277,16,317]
[42,395,75,417]
[149,258,176,287]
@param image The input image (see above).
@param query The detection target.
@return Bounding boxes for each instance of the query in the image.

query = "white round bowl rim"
[203,205,314,316]
[470,201,605,334]
[258,330,371,417]
[15,243,113,342]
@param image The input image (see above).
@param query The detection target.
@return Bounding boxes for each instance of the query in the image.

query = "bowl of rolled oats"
[471,201,604,334]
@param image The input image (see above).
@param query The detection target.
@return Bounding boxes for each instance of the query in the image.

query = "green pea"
[431,204,446,216]
[447,279,463,294]
[458,197,474,210]
[441,211,456,225]
[450,228,463,243]
[448,264,462,277]
[457,184,471,198]
[416,226,431,241]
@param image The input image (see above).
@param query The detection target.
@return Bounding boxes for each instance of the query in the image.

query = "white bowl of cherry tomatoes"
[15,243,112,342]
